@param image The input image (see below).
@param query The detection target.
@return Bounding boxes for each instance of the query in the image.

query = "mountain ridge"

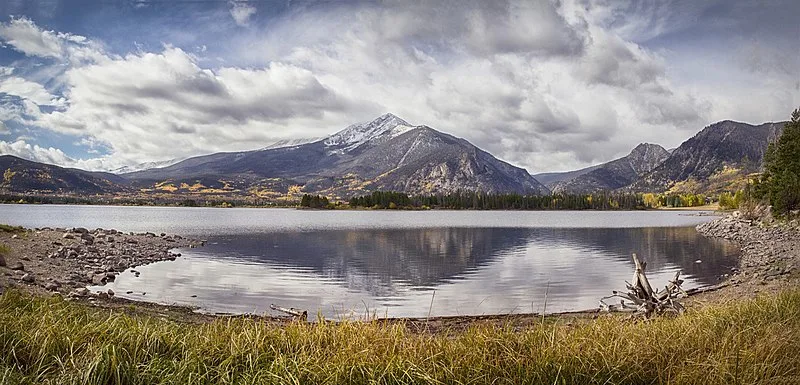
[629,120,785,192]
[552,143,671,194]
[0,155,129,194]
[124,114,550,197]
[0,116,790,199]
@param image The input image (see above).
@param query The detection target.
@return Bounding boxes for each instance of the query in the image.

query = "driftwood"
[270,304,308,321]
[599,253,687,317]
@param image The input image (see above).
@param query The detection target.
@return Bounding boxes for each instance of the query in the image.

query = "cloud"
[0,76,55,105]
[35,46,362,163]
[0,1,796,174]
[0,139,125,171]
[247,0,707,170]
[229,1,257,27]
[0,139,75,166]
[0,17,107,64]
[0,17,63,58]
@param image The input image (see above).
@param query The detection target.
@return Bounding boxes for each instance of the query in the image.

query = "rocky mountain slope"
[630,121,785,192]
[0,155,128,194]
[533,164,602,189]
[125,113,550,197]
[551,143,671,194]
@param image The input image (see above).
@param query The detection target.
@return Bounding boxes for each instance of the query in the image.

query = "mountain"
[551,143,671,194]
[0,155,128,194]
[630,120,785,193]
[533,164,602,189]
[109,158,186,174]
[125,113,550,197]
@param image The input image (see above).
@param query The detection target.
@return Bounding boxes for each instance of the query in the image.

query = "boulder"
[91,273,107,285]
[72,227,89,234]
[73,287,90,297]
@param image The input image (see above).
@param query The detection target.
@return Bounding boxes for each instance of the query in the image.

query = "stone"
[73,227,89,234]
[91,273,107,285]
[45,282,60,291]
[107,289,115,297]
[62,233,75,239]
[73,288,90,297]
[21,273,34,283]
[0,254,5,267]
[9,261,24,271]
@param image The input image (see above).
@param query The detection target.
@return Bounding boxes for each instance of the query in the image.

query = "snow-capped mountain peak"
[324,113,413,154]
[109,157,186,174]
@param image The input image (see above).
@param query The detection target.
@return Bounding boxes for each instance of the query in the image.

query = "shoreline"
[2,200,719,211]
[0,227,200,298]
[689,212,799,305]
[1,213,798,327]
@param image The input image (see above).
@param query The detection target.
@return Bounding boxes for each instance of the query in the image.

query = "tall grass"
[1,289,799,384]
[0,224,24,233]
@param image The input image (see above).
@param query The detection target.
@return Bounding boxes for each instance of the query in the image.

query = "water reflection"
[99,227,738,319]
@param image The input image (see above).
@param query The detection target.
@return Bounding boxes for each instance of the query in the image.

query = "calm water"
[0,205,739,319]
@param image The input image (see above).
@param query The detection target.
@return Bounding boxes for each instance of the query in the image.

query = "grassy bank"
[1,290,799,384]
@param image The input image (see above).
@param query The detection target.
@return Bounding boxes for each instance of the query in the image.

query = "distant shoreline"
[0,200,723,212]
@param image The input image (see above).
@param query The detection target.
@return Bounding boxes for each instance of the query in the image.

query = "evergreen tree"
[762,108,800,217]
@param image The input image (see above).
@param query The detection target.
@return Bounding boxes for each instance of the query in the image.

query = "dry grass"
[1,289,799,384]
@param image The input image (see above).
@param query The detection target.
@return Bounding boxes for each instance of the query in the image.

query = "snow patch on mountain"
[324,113,412,154]
[110,158,186,174]
[260,137,324,150]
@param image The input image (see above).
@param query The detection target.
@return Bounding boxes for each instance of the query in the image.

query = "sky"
[0,0,797,174]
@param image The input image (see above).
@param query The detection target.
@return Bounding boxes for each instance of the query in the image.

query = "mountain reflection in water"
[101,227,739,319]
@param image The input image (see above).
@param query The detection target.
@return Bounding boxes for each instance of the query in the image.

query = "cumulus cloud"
[0,76,55,105]
[0,17,62,58]
[0,139,125,171]
[0,139,76,166]
[229,1,256,27]
[35,46,362,163]
[0,17,107,65]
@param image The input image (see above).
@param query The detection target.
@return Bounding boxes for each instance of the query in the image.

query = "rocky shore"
[0,227,200,299]
[694,211,799,301]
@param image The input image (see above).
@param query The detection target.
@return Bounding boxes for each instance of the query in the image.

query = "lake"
[0,205,739,319]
